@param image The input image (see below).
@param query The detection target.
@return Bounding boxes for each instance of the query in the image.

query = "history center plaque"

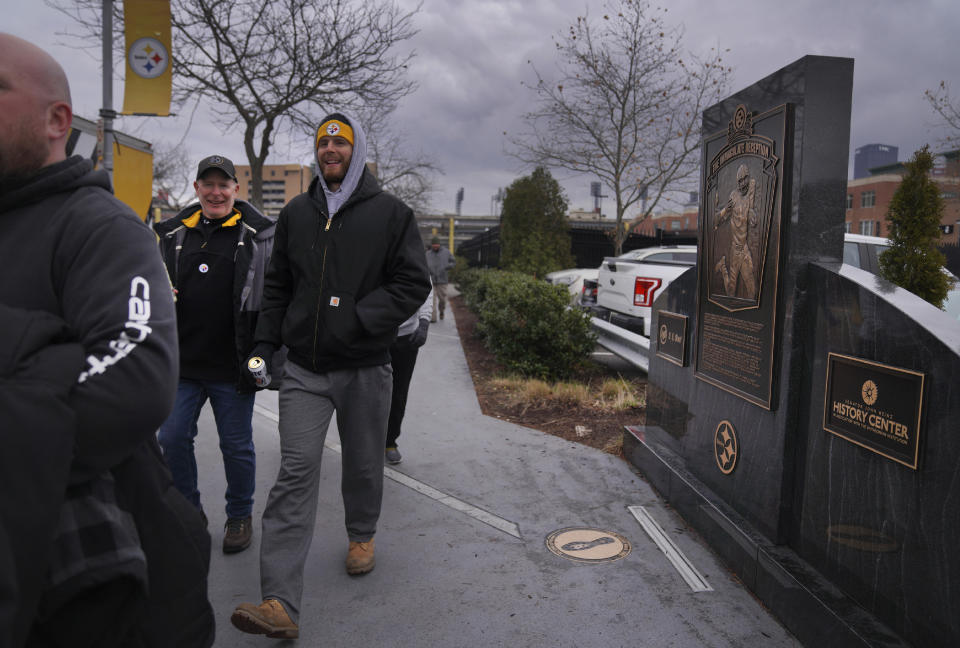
[823,353,925,469]
[695,104,790,409]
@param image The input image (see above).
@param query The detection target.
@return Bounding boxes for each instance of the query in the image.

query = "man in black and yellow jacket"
[154,155,275,555]
[231,112,430,640]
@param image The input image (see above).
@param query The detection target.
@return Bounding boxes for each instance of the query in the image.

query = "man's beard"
[0,117,49,194]
[322,166,347,185]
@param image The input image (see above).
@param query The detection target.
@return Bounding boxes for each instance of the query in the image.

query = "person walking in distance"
[426,235,456,321]
[0,33,214,647]
[230,112,430,640]
[385,286,434,465]
[155,155,276,554]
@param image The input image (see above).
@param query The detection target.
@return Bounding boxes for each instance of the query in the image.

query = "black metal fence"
[941,242,960,278]
[456,224,698,269]
[456,227,501,268]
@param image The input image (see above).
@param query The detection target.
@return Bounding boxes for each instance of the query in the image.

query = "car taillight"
[633,277,661,307]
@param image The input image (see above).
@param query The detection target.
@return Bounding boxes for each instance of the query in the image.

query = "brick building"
[236,164,314,217]
[845,150,960,244]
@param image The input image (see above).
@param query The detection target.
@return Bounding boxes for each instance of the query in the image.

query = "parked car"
[590,245,698,337]
[843,232,959,321]
[842,232,891,274]
[545,267,599,306]
[580,277,599,307]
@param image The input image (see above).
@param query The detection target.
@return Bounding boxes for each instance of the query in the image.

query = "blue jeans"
[157,379,256,519]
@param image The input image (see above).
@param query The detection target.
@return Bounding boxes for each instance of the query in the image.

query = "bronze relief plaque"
[655,310,688,367]
[823,353,925,470]
[695,103,791,409]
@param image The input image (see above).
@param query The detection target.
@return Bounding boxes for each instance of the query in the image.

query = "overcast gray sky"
[5,0,958,216]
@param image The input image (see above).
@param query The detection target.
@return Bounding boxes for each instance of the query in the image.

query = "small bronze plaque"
[714,420,739,475]
[823,353,925,470]
[655,311,688,366]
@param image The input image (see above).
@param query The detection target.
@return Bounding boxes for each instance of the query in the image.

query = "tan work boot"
[231,599,299,639]
[346,538,376,575]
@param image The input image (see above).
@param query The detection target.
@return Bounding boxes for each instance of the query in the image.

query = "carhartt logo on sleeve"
[330,296,341,307]
[79,276,154,383]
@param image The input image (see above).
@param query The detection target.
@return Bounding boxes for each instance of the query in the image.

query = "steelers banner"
[122,0,172,115]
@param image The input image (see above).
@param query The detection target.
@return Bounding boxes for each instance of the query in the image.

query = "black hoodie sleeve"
[56,197,179,483]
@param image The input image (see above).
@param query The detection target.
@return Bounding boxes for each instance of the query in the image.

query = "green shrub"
[448,255,471,286]
[472,271,597,379]
[879,146,953,308]
[458,268,509,314]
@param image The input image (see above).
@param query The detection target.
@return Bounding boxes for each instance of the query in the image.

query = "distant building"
[846,150,960,243]
[568,208,604,223]
[631,205,698,236]
[854,143,898,179]
[417,213,500,252]
[630,192,700,235]
[236,164,314,217]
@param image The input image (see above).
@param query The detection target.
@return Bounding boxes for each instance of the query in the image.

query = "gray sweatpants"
[259,360,392,622]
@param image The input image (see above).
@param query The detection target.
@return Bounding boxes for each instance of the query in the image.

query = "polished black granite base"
[623,426,910,648]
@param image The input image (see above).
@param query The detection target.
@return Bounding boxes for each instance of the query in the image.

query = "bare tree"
[364,111,442,217]
[508,0,731,255]
[47,0,418,210]
[151,141,195,211]
[925,81,960,149]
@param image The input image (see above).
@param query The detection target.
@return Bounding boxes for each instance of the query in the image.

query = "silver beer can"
[247,356,271,388]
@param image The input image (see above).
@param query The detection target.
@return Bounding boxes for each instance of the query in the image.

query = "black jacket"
[155,200,276,392]
[256,169,431,372]
[0,305,82,648]
[0,157,214,647]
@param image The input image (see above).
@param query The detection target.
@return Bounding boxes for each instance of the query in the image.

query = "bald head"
[0,34,72,104]
[0,33,73,183]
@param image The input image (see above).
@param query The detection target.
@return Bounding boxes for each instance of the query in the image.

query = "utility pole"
[100,0,116,182]
[452,187,463,252]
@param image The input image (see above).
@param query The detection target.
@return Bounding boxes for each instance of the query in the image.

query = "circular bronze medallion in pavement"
[545,527,631,564]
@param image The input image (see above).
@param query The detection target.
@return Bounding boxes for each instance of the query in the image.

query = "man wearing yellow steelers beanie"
[231,111,431,640]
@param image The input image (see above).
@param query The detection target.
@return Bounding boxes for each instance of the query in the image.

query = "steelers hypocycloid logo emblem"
[211,156,223,164]
[326,122,341,136]
[659,323,668,346]
[733,104,748,130]
[861,380,878,406]
[714,420,738,475]
[199,263,209,274]
[127,37,169,79]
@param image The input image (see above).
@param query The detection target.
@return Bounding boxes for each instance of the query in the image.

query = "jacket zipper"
[312,211,332,370]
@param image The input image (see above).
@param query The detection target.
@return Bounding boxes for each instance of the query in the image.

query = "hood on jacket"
[313,111,367,215]
[155,199,274,239]
[0,156,107,214]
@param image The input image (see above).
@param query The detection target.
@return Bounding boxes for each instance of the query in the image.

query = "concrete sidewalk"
[194,308,799,647]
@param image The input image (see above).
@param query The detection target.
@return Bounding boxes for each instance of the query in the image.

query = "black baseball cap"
[196,155,237,181]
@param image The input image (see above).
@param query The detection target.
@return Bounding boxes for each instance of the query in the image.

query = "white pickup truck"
[589,245,697,337]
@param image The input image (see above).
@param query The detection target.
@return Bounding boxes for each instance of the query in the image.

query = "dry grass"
[486,373,642,412]
[598,377,644,409]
